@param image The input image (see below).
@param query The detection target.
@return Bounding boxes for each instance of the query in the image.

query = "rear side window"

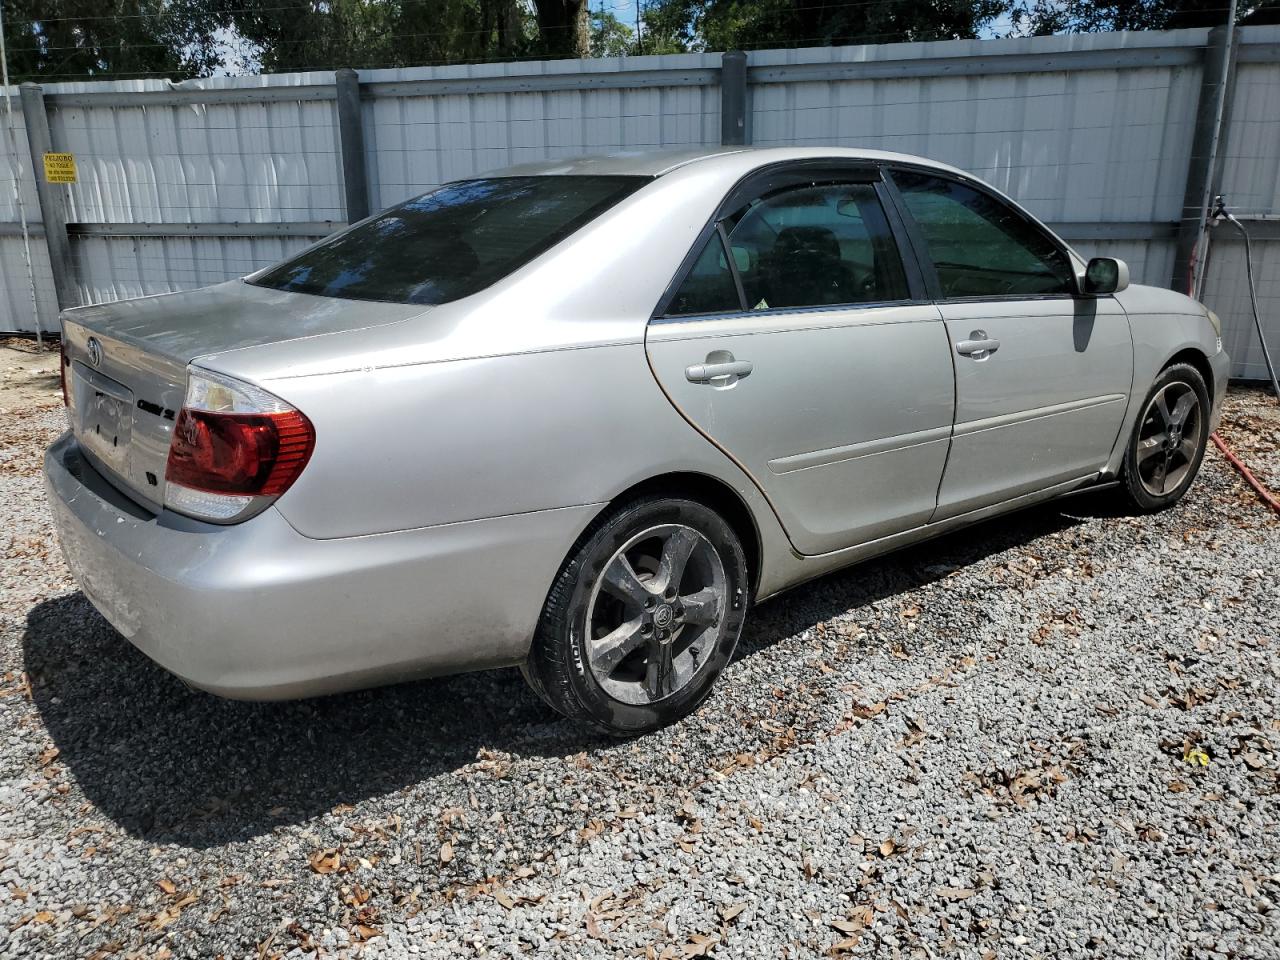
[893,171,1075,298]
[666,233,742,316]
[251,176,647,305]
[725,183,909,311]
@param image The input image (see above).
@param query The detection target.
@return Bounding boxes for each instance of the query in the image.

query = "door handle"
[685,360,753,383]
[956,330,1000,360]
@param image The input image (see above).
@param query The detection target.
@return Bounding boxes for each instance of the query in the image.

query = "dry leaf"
[683,933,720,957]
[494,888,516,911]
[720,902,746,923]
[936,886,976,901]
[439,841,454,864]
[309,849,341,875]
[157,878,177,896]
[878,838,896,857]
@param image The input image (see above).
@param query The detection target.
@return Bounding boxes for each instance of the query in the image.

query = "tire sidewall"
[1124,363,1210,510]
[560,498,748,735]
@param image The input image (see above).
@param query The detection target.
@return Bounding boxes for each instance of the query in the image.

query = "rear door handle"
[956,330,1000,359]
[685,360,753,383]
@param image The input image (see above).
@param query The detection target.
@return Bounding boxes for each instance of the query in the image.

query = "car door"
[887,168,1134,521]
[645,164,955,556]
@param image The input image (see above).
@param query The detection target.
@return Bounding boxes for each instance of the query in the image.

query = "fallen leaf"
[936,886,976,901]
[157,878,177,896]
[720,902,746,923]
[1183,745,1211,767]
[494,888,516,910]
[309,849,341,875]
[878,838,896,857]
[439,841,454,864]
[682,933,720,957]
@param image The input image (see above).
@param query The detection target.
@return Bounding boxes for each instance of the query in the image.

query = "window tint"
[251,175,646,305]
[722,183,909,311]
[667,233,742,316]
[894,171,1075,298]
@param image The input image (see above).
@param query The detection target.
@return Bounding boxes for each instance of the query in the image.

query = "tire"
[522,496,749,736]
[1118,362,1211,512]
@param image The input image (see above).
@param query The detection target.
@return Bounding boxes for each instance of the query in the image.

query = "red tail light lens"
[60,341,70,407]
[167,408,313,495]
[164,367,314,523]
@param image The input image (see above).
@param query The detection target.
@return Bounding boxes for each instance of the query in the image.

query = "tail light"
[60,340,70,407]
[164,367,315,523]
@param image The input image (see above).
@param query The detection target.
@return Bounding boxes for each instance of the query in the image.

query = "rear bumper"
[1209,347,1230,432]
[43,432,596,699]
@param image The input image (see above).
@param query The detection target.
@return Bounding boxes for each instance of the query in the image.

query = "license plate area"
[72,363,134,476]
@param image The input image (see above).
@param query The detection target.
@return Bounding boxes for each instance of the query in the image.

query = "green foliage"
[220,0,538,72]
[7,0,1275,83]
[640,0,1008,52]
[590,9,635,57]
[3,0,225,81]
[1011,0,1280,33]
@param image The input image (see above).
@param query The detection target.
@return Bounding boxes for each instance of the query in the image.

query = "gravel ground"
[1,343,1278,960]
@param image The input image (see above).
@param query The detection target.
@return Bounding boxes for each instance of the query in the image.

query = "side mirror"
[1083,257,1129,295]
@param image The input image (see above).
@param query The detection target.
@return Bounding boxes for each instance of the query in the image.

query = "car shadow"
[22,492,1109,849]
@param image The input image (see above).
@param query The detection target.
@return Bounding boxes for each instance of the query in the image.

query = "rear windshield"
[250,175,647,305]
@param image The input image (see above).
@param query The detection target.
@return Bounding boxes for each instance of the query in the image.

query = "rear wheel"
[1119,362,1210,512]
[523,496,749,736]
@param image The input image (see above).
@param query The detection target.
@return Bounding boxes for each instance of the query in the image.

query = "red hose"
[1211,432,1280,516]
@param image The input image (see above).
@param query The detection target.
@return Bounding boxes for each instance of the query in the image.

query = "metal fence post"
[721,51,748,146]
[1171,25,1237,295]
[18,82,76,312]
[335,68,370,223]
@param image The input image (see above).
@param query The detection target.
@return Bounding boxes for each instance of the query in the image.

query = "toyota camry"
[45,147,1228,735]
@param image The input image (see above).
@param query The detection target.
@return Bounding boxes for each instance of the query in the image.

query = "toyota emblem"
[86,337,103,368]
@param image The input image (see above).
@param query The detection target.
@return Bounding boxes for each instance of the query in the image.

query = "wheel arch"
[599,472,764,599]
[1164,347,1214,398]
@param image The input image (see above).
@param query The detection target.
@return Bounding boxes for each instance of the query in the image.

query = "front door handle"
[685,359,753,383]
[956,330,1000,360]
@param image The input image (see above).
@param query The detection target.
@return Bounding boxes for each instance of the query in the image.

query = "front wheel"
[1119,362,1210,512]
[522,496,749,736]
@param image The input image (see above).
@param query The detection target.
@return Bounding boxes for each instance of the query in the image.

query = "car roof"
[484,146,970,180]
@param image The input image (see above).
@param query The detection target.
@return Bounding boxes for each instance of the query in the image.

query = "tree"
[2,0,225,82]
[590,9,635,57]
[533,0,590,57]
[640,0,1007,53]
[1011,0,1280,34]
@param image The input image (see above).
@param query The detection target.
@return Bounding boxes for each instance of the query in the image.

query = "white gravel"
[2,364,1278,960]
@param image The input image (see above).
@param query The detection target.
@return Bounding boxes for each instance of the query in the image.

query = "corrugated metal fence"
[3,26,1279,380]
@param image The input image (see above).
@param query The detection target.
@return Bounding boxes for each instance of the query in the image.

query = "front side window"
[252,175,647,305]
[893,171,1075,299]
[723,182,909,311]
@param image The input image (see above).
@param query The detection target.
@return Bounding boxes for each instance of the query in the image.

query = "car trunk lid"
[60,280,427,513]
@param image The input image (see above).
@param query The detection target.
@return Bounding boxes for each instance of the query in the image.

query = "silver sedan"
[45,147,1228,734]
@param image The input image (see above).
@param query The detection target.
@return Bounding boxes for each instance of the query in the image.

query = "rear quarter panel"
[258,342,786,559]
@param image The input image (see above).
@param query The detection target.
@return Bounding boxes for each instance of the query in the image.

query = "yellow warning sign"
[43,152,77,183]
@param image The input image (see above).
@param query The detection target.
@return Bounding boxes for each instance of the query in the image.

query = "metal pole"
[1171,12,1237,295]
[334,68,370,224]
[721,51,748,147]
[18,83,76,314]
[0,8,42,344]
